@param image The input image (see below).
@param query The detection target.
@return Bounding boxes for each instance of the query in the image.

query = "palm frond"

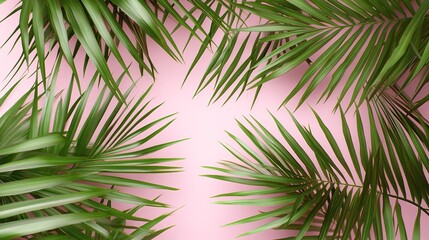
[3,0,223,102]
[206,107,429,238]
[194,0,429,109]
[0,70,183,238]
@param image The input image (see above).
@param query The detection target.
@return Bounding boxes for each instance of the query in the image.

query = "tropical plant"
[4,0,228,102]
[0,0,204,238]
[0,68,184,239]
[200,1,429,238]
[2,0,429,239]
[206,103,429,239]
[190,0,429,109]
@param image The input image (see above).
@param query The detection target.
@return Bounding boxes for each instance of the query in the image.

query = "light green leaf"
[0,212,108,239]
[0,190,107,219]
[0,134,65,155]
[0,174,83,197]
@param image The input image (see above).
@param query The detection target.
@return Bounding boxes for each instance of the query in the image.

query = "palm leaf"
[0,70,182,238]
[192,0,429,109]
[206,107,429,238]
[3,0,221,101]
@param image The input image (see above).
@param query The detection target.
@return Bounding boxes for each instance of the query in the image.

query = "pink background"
[1,2,428,239]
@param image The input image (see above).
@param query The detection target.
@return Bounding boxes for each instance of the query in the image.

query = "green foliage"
[5,0,227,102]
[0,70,183,239]
[192,0,429,109]
[206,104,429,238]
[2,0,429,239]
[199,3,429,237]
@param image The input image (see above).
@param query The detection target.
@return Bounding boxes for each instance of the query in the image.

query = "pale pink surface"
[1,2,428,240]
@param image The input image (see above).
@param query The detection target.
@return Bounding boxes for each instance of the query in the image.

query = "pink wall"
[1,2,428,239]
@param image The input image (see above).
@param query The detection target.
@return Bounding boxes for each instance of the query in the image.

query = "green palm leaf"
[0,70,183,239]
[3,0,222,102]
[206,107,429,238]
[192,0,429,109]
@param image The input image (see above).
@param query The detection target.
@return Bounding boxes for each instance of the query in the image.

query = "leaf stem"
[318,180,429,216]
[387,194,429,216]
